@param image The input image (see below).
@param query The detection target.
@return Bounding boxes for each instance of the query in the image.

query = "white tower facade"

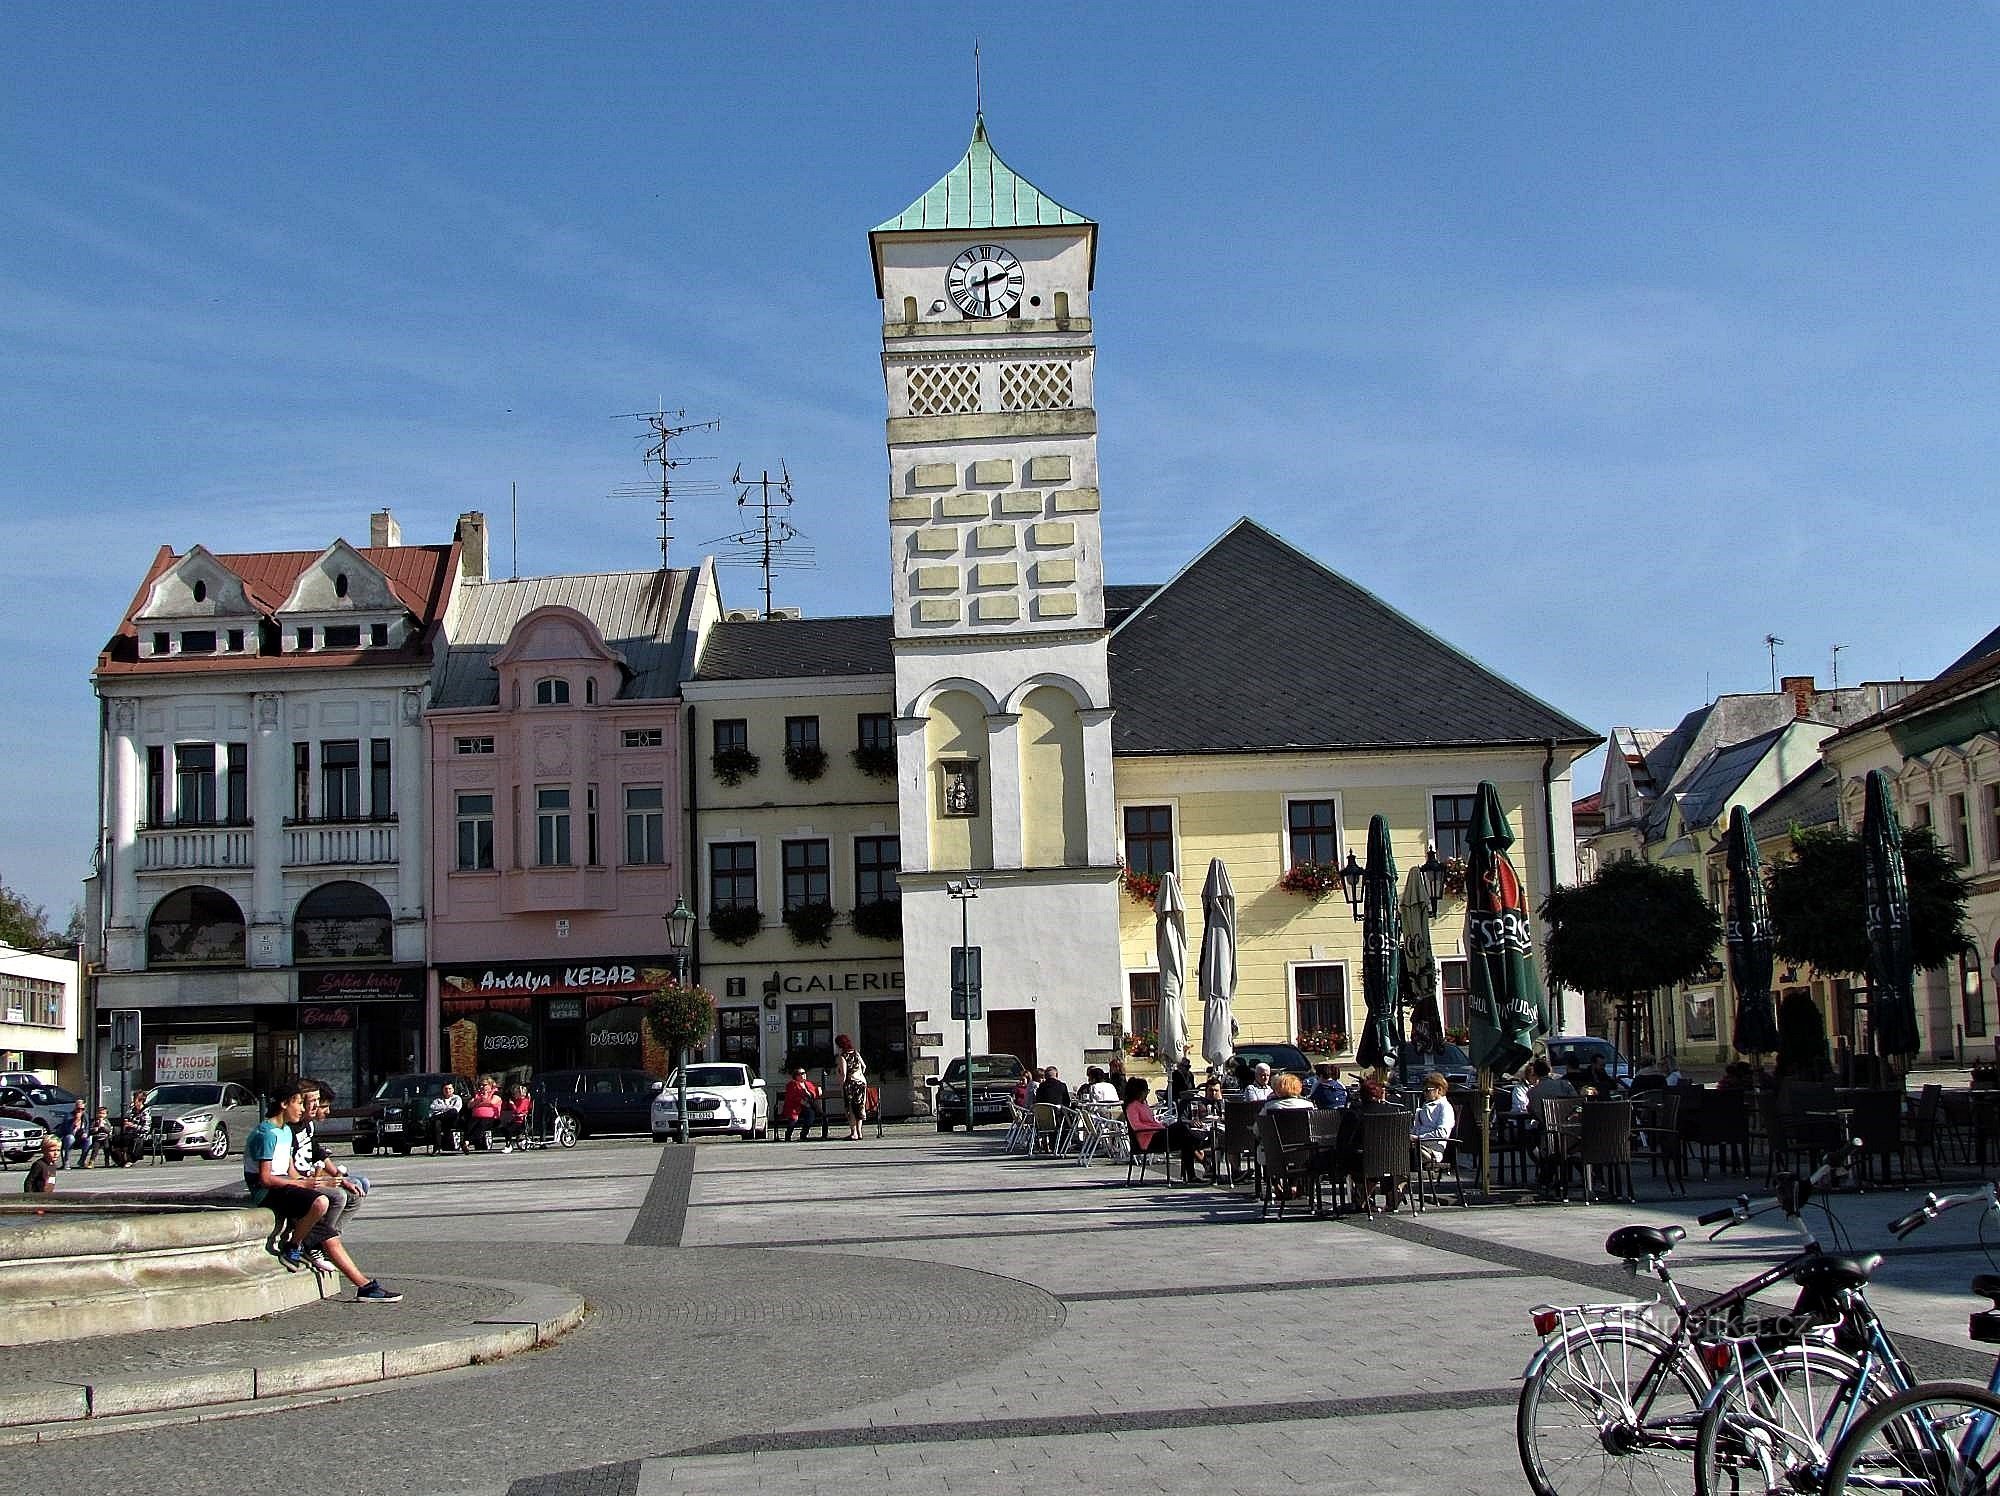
[870,118,1124,1074]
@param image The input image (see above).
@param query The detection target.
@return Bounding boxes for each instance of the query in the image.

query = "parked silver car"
[141,1081,263,1159]
[0,1115,48,1164]
[0,1083,80,1134]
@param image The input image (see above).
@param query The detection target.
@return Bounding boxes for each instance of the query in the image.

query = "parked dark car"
[1393,1040,1479,1092]
[535,1068,664,1139]
[1222,1043,1316,1091]
[353,1072,473,1155]
[928,1053,1027,1132]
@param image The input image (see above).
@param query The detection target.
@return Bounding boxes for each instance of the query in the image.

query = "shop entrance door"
[717,1006,761,1076]
[987,1009,1036,1072]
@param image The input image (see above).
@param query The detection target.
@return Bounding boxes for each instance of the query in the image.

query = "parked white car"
[0,1115,48,1164]
[651,1063,768,1141]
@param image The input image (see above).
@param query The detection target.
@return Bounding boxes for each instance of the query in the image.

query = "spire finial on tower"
[974,39,983,122]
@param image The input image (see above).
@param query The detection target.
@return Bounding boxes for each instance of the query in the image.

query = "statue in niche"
[942,762,978,818]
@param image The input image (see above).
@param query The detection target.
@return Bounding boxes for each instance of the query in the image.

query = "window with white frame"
[624,785,664,864]
[1432,792,1476,861]
[535,677,570,706]
[1293,964,1348,1048]
[855,835,900,903]
[709,842,756,910]
[455,793,494,871]
[622,728,663,749]
[1122,804,1174,876]
[1286,798,1340,867]
[536,786,572,866]
[782,839,830,912]
[1128,971,1160,1047]
[455,736,495,755]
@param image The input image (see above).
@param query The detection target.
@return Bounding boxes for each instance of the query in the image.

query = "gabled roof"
[1106,519,1598,756]
[1644,722,1789,839]
[1748,763,1840,844]
[1104,583,1160,631]
[431,570,697,709]
[694,615,894,682]
[1940,621,2000,680]
[874,116,1095,236]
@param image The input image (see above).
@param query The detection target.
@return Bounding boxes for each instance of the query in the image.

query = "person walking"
[835,1035,867,1141]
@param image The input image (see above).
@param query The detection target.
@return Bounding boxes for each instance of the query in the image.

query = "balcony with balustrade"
[137,822,255,873]
[284,817,399,867]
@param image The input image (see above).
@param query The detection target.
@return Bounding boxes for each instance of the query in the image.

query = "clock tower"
[870,116,1123,1075]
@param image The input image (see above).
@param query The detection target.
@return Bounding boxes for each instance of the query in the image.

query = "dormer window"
[151,632,170,656]
[296,627,314,651]
[181,630,217,654]
[370,623,388,647]
[227,628,245,652]
[192,580,207,603]
[334,573,349,598]
[535,677,570,706]
[324,624,361,649]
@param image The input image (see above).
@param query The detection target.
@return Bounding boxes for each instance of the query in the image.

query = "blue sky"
[4,4,1997,925]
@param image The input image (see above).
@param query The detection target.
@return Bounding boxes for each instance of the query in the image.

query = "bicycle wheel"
[1519,1318,1709,1496]
[1823,1381,2000,1495]
[1693,1342,1886,1496]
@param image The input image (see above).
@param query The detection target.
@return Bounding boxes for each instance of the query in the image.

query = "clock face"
[946,243,1024,319]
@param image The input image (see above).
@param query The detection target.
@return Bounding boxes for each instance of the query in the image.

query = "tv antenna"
[609,408,720,566]
[704,463,814,617]
[1831,643,1847,704]
[1763,633,1784,693]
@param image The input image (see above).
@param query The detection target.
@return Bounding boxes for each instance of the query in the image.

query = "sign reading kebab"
[438,958,674,999]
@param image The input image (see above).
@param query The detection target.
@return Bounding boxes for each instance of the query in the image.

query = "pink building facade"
[424,568,712,1081]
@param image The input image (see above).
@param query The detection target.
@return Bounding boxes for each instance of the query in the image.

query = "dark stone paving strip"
[1061,1267,1528,1303]
[668,1384,1520,1457]
[508,1461,641,1496]
[1353,1214,1993,1381]
[705,1211,1259,1251]
[624,1146,696,1247]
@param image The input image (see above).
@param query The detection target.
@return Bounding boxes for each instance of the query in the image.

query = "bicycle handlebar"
[1698,1203,1740,1227]
[1889,1183,1997,1240]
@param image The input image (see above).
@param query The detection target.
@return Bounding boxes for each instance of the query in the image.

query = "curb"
[0,1283,585,1443]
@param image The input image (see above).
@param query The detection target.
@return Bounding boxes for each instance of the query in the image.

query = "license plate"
[383,1122,403,1133]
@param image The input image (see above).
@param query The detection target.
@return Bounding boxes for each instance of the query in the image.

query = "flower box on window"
[712,747,760,787]
[784,743,828,782]
[850,743,897,780]
[851,897,902,942]
[1279,860,1342,897]
[1121,867,1161,904]
[707,903,762,945]
[1296,1028,1348,1057]
[782,900,837,946]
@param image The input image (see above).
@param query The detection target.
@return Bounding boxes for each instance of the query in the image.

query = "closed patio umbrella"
[1154,871,1188,1074]
[1464,781,1548,1196]
[1862,769,1920,1061]
[1400,863,1443,1053]
[1726,806,1780,1057]
[1198,859,1238,1069]
[1356,815,1403,1074]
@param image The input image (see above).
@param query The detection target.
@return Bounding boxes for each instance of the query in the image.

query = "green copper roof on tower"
[873,114,1095,234]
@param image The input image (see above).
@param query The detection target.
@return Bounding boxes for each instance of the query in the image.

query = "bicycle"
[1517,1148,1868,1496]
[1819,1183,2000,1495]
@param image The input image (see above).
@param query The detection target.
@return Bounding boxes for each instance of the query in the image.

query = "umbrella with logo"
[1198,859,1238,1070]
[1862,769,1920,1061]
[1725,806,1780,1056]
[1400,862,1444,1053]
[1356,815,1404,1074]
[1465,781,1548,1195]
[1154,870,1188,1076]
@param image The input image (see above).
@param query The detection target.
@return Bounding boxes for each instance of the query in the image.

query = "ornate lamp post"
[1418,844,1447,917]
[947,879,980,1133]
[1339,851,1366,920]
[665,895,695,1144]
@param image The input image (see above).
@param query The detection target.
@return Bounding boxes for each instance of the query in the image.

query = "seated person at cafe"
[1121,1076,1200,1181]
[779,1068,822,1141]
[1261,1072,1313,1112]
[496,1083,532,1149]
[1332,1076,1398,1207]
[1524,1057,1579,1195]
[1629,1056,1667,1092]
[1077,1067,1118,1104]
[1308,1062,1348,1110]
[1241,1063,1275,1103]
[464,1079,504,1151]
[429,1082,464,1151]
[1169,1054,1196,1103]
[1034,1066,1072,1109]
[1410,1072,1454,1164]
[1583,1055,1620,1096]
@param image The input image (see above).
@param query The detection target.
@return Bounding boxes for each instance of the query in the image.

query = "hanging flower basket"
[707,903,762,945]
[782,900,837,946]
[1440,855,1469,897]
[1279,861,1342,897]
[644,982,717,1058]
[784,743,828,782]
[851,897,902,942]
[712,746,760,787]
[1121,867,1161,904]
[850,743,897,780]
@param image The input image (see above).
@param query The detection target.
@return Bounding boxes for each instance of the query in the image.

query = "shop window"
[1122,805,1174,876]
[784,1002,835,1072]
[456,793,494,871]
[293,879,393,963]
[709,842,756,910]
[717,1006,761,1073]
[146,885,246,968]
[1432,793,1475,861]
[782,839,831,912]
[1293,964,1348,1047]
[624,785,664,864]
[859,997,909,1081]
[1128,970,1161,1046]
[1286,798,1339,867]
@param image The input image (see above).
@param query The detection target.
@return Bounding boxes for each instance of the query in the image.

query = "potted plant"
[712,745,760,787]
[782,899,837,946]
[1121,866,1161,904]
[1278,860,1342,898]
[850,743,897,780]
[784,742,828,781]
[852,897,902,942]
[707,903,762,945]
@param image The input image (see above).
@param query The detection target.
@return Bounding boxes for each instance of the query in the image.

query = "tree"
[0,876,59,950]
[1776,989,1831,1082]
[644,981,717,1145]
[1766,824,1971,979]
[1543,859,1723,1059]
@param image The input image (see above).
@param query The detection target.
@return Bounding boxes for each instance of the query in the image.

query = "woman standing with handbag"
[835,1035,867,1141]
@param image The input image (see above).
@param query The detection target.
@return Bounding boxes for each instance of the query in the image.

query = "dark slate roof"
[1104,583,1160,631]
[1106,519,1597,755]
[432,570,697,708]
[694,614,894,681]
[1644,723,1788,839]
[1748,763,1840,843]
[1827,631,2000,743]
[1941,621,2000,679]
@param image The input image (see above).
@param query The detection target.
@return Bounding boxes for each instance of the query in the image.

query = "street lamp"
[665,894,695,1144]
[1418,843,1447,917]
[946,878,979,1134]
[1339,851,1366,921]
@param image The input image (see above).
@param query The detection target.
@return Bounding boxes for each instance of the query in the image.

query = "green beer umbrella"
[1355,814,1404,1073]
[1465,780,1547,1080]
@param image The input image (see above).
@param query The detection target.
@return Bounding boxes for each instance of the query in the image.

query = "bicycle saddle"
[1971,1275,2000,1345]
[1794,1254,1883,1293]
[1606,1224,1685,1261]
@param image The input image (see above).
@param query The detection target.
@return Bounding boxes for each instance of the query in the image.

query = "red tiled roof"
[97,541,459,677]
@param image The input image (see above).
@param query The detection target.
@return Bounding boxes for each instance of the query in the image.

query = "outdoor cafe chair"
[1412,1098,1466,1208]
[1535,1096,1581,1201]
[1001,1099,1035,1155]
[1846,1087,1909,1187]
[1255,1110,1317,1220]
[1219,1100,1263,1191]
[1030,1102,1063,1155]
[1357,1106,1415,1217]
[1075,1104,1127,1166]
[1628,1088,1684,1196]
[1124,1111,1176,1187]
[1577,1098,1634,1204]
[1906,1084,1953,1180]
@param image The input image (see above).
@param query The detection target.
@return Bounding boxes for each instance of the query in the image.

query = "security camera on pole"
[947,879,980,1133]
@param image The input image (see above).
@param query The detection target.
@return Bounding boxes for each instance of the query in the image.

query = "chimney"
[455,511,488,583]
[369,509,402,548]
[1780,675,1815,719]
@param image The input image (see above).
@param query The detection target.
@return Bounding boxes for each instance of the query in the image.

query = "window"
[585,784,600,865]
[334,572,349,598]
[709,842,757,910]
[585,677,597,705]
[293,743,311,820]
[1947,792,1971,866]
[1,972,62,1028]
[181,630,217,654]
[622,728,663,749]
[1122,804,1174,876]
[1963,951,1986,1040]
[1293,964,1348,1045]
[855,835,900,903]
[1441,957,1470,1032]
[535,677,569,706]
[225,742,247,824]
[226,628,244,653]
[857,713,892,753]
[175,744,217,824]
[192,579,207,603]
[784,1002,835,1072]
[713,719,748,755]
[1989,784,2000,864]
[369,623,388,647]
[785,716,821,752]
[1910,801,1932,831]
[624,786,664,864]
[1432,793,1476,861]
[292,879,392,963]
[536,786,572,866]
[324,624,361,649]
[782,839,830,912]
[1128,971,1160,1046]
[146,885,246,967]
[296,627,314,651]
[151,631,170,656]
[370,739,392,817]
[456,793,494,871]
[146,745,166,826]
[454,736,495,755]
[321,741,361,820]
[1287,798,1339,867]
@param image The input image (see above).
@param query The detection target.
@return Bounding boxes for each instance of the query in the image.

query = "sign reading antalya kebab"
[438,958,674,999]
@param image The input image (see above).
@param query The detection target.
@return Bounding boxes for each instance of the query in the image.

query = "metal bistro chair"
[1578,1099,1634,1204]
[1030,1102,1063,1156]
[1535,1096,1581,1200]
[1846,1087,1908,1188]
[1075,1105,1127,1166]
[1356,1107,1415,1217]
[1307,1108,1343,1212]
[1629,1089,1684,1197]
[1001,1098,1035,1155]
[1255,1109,1316,1220]
[1219,1100,1264,1191]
